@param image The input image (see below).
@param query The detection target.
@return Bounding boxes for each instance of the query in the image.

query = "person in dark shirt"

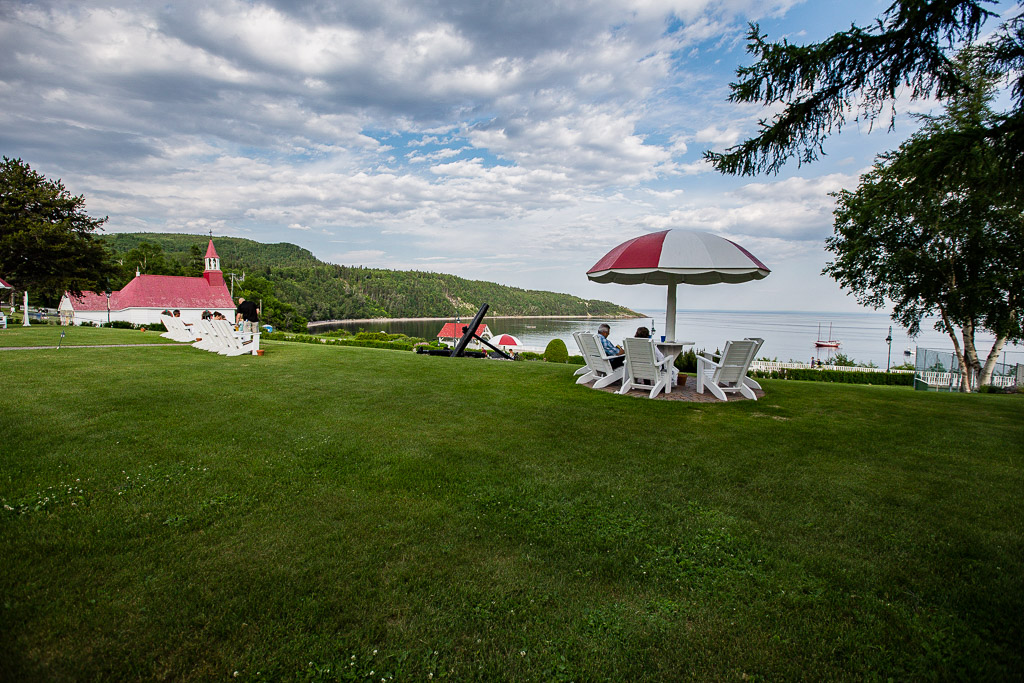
[235,297,260,333]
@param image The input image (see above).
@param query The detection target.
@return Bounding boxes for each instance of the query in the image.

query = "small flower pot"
[256,349,265,356]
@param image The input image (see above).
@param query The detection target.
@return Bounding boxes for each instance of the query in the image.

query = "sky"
[1,0,1018,314]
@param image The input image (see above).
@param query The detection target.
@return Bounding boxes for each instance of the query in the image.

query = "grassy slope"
[1,341,1022,681]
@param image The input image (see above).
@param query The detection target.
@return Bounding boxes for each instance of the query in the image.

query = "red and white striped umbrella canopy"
[587,229,770,286]
[492,333,522,347]
[587,229,769,341]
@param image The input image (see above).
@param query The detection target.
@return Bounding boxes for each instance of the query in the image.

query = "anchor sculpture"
[450,303,511,360]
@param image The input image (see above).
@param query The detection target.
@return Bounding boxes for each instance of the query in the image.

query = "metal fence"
[914,348,1020,390]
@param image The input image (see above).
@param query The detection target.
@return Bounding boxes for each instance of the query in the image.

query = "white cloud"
[0,0,931,312]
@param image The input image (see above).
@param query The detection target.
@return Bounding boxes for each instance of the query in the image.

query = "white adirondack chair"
[211,319,260,356]
[575,333,625,389]
[159,314,177,340]
[697,338,764,401]
[160,315,195,342]
[618,337,674,398]
[192,320,221,352]
[571,332,591,378]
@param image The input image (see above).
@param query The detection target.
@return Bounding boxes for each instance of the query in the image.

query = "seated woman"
[634,326,679,385]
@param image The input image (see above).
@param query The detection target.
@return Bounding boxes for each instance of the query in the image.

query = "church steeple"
[203,239,225,287]
[204,239,221,272]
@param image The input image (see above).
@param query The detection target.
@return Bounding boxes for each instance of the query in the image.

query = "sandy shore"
[307,313,641,327]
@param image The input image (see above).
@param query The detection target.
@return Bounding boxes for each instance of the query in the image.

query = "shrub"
[676,349,703,373]
[568,354,584,365]
[543,338,569,363]
[519,351,543,361]
[110,320,135,329]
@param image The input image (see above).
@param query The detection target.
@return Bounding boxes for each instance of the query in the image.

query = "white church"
[59,240,236,326]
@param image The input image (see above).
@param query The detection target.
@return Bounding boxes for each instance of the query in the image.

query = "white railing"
[916,372,1018,389]
[749,361,914,374]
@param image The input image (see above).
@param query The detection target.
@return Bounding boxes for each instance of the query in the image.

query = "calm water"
[321,310,1023,369]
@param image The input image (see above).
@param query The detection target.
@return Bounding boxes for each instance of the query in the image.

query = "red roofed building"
[436,321,492,345]
[59,240,236,326]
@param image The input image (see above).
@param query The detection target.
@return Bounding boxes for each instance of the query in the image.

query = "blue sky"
[2,0,1018,313]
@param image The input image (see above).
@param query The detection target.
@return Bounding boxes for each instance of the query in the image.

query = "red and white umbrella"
[587,229,769,341]
[492,333,522,349]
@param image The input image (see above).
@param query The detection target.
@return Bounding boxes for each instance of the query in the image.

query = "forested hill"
[100,233,639,326]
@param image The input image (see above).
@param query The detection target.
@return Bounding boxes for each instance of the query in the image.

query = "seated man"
[597,323,625,369]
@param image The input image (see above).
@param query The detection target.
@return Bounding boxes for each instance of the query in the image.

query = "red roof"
[0,277,12,289]
[65,274,234,311]
[437,322,491,339]
[205,240,219,259]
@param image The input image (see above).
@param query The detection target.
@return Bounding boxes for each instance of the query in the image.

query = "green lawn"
[1,340,1022,681]
[0,324,179,347]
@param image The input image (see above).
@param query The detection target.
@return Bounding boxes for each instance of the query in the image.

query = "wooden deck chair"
[618,337,674,398]
[697,338,763,401]
[159,315,178,340]
[741,338,764,394]
[572,332,591,378]
[192,320,220,352]
[160,315,195,342]
[575,333,625,389]
[212,319,260,356]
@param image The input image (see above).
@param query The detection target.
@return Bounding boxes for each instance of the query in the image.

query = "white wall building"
[59,240,235,326]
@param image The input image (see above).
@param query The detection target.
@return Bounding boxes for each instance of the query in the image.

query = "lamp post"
[105,289,112,326]
[885,326,893,372]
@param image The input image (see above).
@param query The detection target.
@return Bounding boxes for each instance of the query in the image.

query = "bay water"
[323,309,1023,370]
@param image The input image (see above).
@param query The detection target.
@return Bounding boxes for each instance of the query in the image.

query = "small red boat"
[814,323,841,348]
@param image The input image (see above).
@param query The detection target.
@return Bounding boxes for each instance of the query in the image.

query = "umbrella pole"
[665,282,677,341]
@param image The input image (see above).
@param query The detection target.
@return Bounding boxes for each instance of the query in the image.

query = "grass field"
[1,329,1022,680]
[0,324,179,347]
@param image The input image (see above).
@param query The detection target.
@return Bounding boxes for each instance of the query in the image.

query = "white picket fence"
[915,371,1019,389]
[749,361,913,375]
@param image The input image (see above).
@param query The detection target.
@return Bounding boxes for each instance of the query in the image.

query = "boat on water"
[814,323,841,349]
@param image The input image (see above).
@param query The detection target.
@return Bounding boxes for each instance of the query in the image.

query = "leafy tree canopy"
[824,53,1023,389]
[705,0,1023,184]
[0,157,114,299]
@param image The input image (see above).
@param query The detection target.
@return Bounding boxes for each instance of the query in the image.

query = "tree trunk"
[961,319,982,392]
[941,310,972,392]
[979,335,1009,387]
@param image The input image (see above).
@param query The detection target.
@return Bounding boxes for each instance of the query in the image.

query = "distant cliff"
[100,233,640,322]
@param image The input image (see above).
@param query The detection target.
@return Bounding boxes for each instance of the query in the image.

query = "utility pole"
[229,272,244,298]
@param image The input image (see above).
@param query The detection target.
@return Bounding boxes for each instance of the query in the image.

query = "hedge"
[751,368,913,386]
[262,332,414,351]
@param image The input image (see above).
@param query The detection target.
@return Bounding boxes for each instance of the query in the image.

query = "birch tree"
[825,55,1023,390]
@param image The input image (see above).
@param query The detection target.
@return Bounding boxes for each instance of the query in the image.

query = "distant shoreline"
[307,313,641,328]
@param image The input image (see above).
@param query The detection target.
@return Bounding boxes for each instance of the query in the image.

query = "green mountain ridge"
[100,233,640,327]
